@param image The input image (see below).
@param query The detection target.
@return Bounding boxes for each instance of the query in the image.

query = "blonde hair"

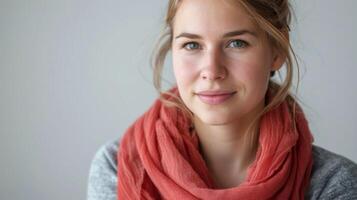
[150,0,301,162]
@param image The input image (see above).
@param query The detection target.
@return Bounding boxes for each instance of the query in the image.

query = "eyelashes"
[226,40,249,48]
[181,39,249,51]
[183,42,201,50]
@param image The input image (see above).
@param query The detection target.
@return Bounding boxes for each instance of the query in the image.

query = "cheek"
[172,54,199,88]
[244,62,270,85]
[228,53,271,91]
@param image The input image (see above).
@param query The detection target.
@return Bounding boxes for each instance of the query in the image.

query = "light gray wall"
[291,0,357,164]
[1,0,356,199]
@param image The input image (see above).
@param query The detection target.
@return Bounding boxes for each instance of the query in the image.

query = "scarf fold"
[118,88,313,200]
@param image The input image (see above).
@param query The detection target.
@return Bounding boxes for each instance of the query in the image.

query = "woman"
[87,0,357,199]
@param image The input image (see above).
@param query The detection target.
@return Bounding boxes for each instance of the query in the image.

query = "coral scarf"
[117,88,313,200]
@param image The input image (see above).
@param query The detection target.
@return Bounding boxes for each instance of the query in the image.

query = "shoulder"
[87,140,357,200]
[90,139,119,173]
[87,138,120,200]
[306,144,357,200]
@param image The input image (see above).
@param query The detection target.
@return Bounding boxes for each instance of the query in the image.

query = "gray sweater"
[87,139,357,200]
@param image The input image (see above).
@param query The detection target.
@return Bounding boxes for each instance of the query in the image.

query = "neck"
[193,107,263,188]
[195,118,259,165]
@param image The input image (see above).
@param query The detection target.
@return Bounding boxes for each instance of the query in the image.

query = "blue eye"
[227,40,248,48]
[183,42,200,50]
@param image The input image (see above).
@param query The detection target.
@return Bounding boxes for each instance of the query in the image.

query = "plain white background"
[1,0,356,199]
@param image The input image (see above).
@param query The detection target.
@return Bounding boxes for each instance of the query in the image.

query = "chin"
[194,111,235,126]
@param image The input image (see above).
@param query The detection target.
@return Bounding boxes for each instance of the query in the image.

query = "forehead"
[173,0,259,36]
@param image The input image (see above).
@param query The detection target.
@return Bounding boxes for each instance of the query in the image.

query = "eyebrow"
[174,30,257,40]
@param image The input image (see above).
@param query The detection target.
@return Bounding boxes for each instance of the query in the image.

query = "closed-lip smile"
[195,90,237,105]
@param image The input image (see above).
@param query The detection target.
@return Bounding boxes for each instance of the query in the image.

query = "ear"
[271,31,289,72]
[271,50,285,71]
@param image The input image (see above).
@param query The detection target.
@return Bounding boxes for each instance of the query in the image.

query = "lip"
[195,90,237,105]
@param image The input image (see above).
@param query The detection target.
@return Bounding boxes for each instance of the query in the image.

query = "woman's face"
[171,0,283,126]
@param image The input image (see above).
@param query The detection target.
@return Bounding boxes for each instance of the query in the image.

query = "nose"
[200,48,227,81]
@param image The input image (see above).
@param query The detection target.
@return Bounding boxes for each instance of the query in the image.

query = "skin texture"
[171,0,284,188]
